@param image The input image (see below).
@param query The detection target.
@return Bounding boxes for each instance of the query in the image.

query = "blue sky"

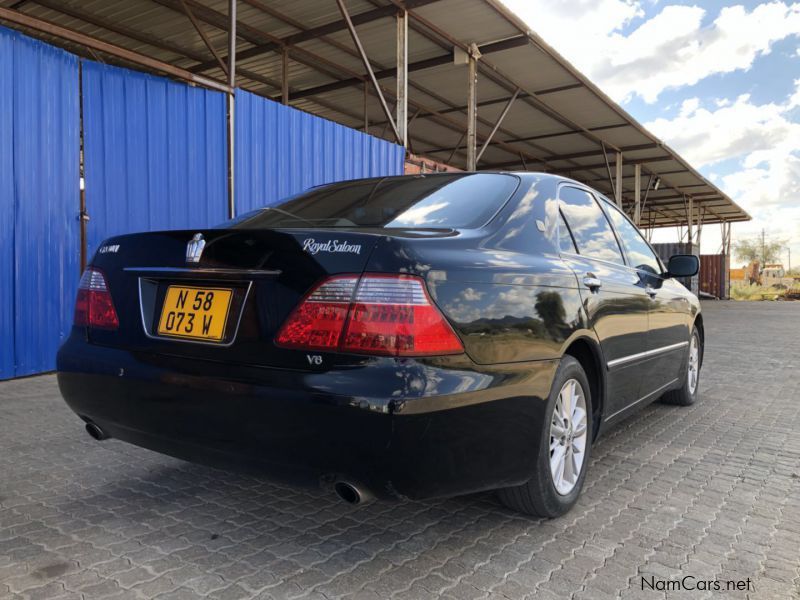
[502,0,800,266]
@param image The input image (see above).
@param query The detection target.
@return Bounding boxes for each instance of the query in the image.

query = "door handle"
[645,285,657,298]
[583,276,602,291]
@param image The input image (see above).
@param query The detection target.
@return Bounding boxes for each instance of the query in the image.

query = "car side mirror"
[666,254,699,278]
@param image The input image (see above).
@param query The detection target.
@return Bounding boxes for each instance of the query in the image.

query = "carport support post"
[363,83,369,132]
[725,221,732,255]
[281,47,289,105]
[696,208,703,248]
[687,195,693,247]
[614,152,623,207]
[634,163,641,225]
[466,44,480,171]
[226,0,237,219]
[396,9,408,148]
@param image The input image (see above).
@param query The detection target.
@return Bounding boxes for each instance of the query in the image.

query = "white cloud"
[790,77,800,106]
[501,1,800,103]
[645,88,800,170]
[679,97,700,117]
[500,1,800,263]
[647,84,800,260]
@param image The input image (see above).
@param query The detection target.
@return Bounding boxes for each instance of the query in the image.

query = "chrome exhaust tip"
[85,422,109,441]
[334,480,374,506]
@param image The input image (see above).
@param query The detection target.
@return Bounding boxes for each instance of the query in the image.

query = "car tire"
[660,327,702,407]
[498,355,593,518]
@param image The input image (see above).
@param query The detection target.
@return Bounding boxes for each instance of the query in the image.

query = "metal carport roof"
[0,0,751,230]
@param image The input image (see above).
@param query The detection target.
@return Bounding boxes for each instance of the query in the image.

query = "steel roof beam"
[245,0,530,161]
[380,0,596,165]
[0,6,231,92]
[29,0,210,62]
[39,0,598,172]
[403,8,621,154]
[476,88,519,164]
[187,4,393,73]
[287,36,528,101]
[335,0,401,143]
[27,0,292,100]
[166,0,545,167]
[421,123,629,154]
[151,0,401,116]
[485,155,674,171]
[187,0,444,75]
[232,0,589,173]
[369,83,582,125]
[478,0,748,223]
[367,0,621,172]
[178,0,227,75]
[401,1,746,225]
[242,0,476,155]
[544,143,659,162]
[645,191,720,201]
[149,0,497,164]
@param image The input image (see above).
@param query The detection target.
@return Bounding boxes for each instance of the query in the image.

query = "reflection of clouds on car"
[560,186,623,263]
[387,201,449,227]
[502,187,539,241]
[461,288,484,301]
[577,235,624,263]
[446,285,542,323]
[508,187,538,222]
[559,201,597,234]
[602,201,663,274]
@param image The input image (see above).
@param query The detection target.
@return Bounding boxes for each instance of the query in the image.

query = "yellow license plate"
[157,286,233,342]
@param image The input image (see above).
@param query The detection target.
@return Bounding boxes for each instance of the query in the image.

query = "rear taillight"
[275,276,358,351]
[276,274,463,357]
[74,268,119,330]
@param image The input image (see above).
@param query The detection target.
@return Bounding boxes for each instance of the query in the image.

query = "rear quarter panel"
[365,176,588,365]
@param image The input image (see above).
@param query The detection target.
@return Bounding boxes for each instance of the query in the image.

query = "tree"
[733,231,787,266]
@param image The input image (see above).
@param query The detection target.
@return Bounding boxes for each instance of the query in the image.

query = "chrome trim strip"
[606,341,689,370]
[126,266,281,276]
[604,377,679,421]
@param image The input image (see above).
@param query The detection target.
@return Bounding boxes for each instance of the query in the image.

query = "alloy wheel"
[549,378,588,495]
[687,333,700,394]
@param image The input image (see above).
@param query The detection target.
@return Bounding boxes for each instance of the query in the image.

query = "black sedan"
[57,172,702,517]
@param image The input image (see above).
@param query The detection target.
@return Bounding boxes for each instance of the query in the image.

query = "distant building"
[763,264,786,280]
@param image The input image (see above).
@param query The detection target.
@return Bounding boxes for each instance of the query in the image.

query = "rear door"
[557,185,650,418]
[601,201,691,394]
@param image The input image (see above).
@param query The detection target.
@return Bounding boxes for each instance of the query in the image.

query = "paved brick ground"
[1,301,799,600]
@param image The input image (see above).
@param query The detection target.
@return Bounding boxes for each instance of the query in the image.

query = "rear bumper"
[57,335,557,500]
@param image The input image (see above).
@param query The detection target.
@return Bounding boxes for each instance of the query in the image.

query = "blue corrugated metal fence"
[0,29,13,379]
[1,27,405,380]
[81,61,228,258]
[0,27,80,378]
[235,89,405,213]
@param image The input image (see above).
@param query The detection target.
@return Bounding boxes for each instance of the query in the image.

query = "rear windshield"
[224,173,519,230]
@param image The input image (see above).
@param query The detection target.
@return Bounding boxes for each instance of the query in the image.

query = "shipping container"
[699,254,729,299]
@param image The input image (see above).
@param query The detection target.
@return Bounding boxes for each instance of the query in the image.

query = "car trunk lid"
[87,228,382,369]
